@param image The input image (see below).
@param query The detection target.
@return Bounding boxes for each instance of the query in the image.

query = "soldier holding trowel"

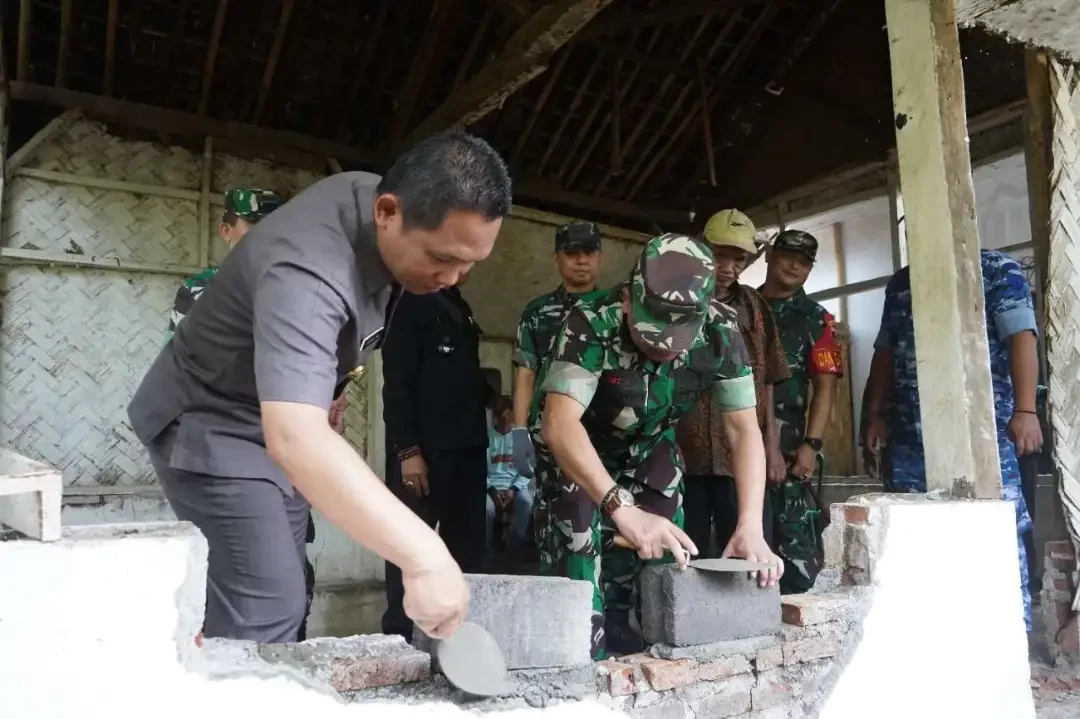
[536,233,783,659]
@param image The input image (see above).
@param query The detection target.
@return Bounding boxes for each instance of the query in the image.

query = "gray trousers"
[147,430,311,643]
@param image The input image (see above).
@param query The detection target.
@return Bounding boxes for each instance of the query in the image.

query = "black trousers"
[381,447,488,641]
[683,474,774,559]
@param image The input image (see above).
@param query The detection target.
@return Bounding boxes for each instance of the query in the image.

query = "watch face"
[617,488,634,506]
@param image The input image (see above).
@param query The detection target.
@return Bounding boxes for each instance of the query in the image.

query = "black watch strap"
[804,437,824,452]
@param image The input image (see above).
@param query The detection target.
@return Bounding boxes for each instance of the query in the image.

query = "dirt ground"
[1030,605,1080,717]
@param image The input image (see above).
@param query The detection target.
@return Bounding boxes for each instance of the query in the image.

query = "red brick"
[329,652,430,691]
[752,673,798,711]
[697,655,751,681]
[619,652,654,666]
[598,659,637,696]
[841,505,870,525]
[1046,541,1075,559]
[1053,577,1074,593]
[1050,556,1078,572]
[755,645,784,673]
[781,593,855,627]
[783,635,842,665]
[642,659,699,691]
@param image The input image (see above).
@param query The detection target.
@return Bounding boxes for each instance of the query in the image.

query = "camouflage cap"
[555,220,602,253]
[223,188,286,222]
[772,229,818,262]
[629,233,716,354]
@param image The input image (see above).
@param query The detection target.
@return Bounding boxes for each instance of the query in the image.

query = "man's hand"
[401,455,429,498]
[611,505,697,569]
[495,489,514,511]
[790,444,817,481]
[1009,412,1044,456]
[402,554,470,640]
[329,395,347,434]
[863,413,887,478]
[722,525,783,588]
[766,444,787,485]
[510,427,536,478]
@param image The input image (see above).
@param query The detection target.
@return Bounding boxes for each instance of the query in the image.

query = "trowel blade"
[434,621,511,697]
[689,557,773,572]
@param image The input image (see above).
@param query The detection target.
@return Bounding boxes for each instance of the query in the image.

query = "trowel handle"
[613,534,635,550]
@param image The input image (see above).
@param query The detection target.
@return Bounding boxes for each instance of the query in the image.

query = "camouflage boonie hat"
[629,233,716,354]
[223,188,286,222]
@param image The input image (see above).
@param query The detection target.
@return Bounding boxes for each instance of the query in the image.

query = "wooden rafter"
[559,26,661,185]
[577,0,760,40]
[592,11,721,195]
[452,10,493,90]
[163,0,196,106]
[390,0,458,144]
[623,2,781,200]
[510,50,571,167]
[516,177,691,225]
[482,0,532,23]
[251,0,297,125]
[16,0,32,82]
[399,0,617,150]
[335,0,393,142]
[697,59,717,187]
[536,61,600,175]
[56,0,74,89]
[104,0,119,96]
[198,0,230,116]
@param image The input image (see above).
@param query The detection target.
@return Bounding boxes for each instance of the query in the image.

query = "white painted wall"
[819,499,1034,718]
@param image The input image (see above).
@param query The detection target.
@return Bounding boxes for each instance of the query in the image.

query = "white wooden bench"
[0,448,61,541]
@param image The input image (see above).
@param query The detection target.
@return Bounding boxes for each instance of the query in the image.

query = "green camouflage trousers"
[768,480,823,594]
[535,441,683,659]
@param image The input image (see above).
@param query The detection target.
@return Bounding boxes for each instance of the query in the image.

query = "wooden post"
[198,137,213,268]
[884,0,1001,498]
[886,150,906,272]
[1024,48,1053,412]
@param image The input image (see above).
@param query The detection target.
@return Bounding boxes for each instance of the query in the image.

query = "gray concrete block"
[640,565,780,647]
[414,574,593,670]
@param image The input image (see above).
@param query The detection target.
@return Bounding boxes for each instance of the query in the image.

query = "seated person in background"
[486,395,534,557]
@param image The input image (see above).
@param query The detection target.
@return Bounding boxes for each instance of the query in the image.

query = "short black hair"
[491,394,513,416]
[222,210,240,226]
[378,130,512,231]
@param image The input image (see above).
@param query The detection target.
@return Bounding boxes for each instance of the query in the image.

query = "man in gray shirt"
[128,131,512,644]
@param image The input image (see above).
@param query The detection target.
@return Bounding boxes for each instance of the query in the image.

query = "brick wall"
[1042,540,1079,657]
[200,591,858,718]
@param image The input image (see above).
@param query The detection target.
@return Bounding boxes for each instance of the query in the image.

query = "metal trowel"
[612,534,772,572]
[434,621,512,697]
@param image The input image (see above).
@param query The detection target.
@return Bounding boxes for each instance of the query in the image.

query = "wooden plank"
[0,461,62,542]
[16,0,32,82]
[198,137,213,267]
[0,247,201,277]
[10,83,381,167]
[885,0,1000,498]
[482,0,532,22]
[389,0,457,143]
[14,166,201,201]
[251,0,296,125]
[1024,49,1052,299]
[56,0,75,89]
[6,110,82,174]
[198,0,230,116]
[104,0,119,96]
[400,0,617,148]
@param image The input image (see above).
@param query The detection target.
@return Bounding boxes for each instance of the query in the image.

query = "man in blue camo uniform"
[863,249,1044,631]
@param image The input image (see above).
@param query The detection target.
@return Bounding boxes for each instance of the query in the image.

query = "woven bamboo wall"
[0,118,352,487]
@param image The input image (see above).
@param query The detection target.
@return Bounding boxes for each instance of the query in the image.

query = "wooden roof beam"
[390,0,458,144]
[104,0,119,95]
[516,177,692,225]
[576,0,761,40]
[398,0,617,150]
[251,0,297,124]
[16,0,32,82]
[197,0,230,116]
[56,0,74,88]
[482,0,533,23]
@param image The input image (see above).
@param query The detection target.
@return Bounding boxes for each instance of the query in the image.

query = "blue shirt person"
[486,396,534,556]
[862,249,1044,631]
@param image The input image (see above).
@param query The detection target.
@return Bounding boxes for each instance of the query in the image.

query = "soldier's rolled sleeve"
[512,310,540,370]
[538,308,602,410]
[711,316,756,413]
[253,261,348,410]
[985,255,1038,341]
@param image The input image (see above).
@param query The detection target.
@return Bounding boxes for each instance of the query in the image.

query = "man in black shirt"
[381,273,492,640]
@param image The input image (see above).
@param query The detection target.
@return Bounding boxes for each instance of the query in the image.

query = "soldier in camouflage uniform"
[166,188,286,339]
[759,230,843,594]
[536,234,783,658]
[862,249,1043,631]
[511,221,606,474]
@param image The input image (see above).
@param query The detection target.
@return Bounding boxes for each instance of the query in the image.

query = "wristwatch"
[804,437,824,453]
[601,486,635,518]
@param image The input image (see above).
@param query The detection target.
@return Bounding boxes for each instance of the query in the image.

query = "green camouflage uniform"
[535,234,755,658]
[166,188,285,340]
[764,288,842,593]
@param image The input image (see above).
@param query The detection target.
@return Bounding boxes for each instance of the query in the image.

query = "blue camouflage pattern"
[875,249,1036,631]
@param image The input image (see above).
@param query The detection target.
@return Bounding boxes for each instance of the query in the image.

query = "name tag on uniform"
[359,325,385,353]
